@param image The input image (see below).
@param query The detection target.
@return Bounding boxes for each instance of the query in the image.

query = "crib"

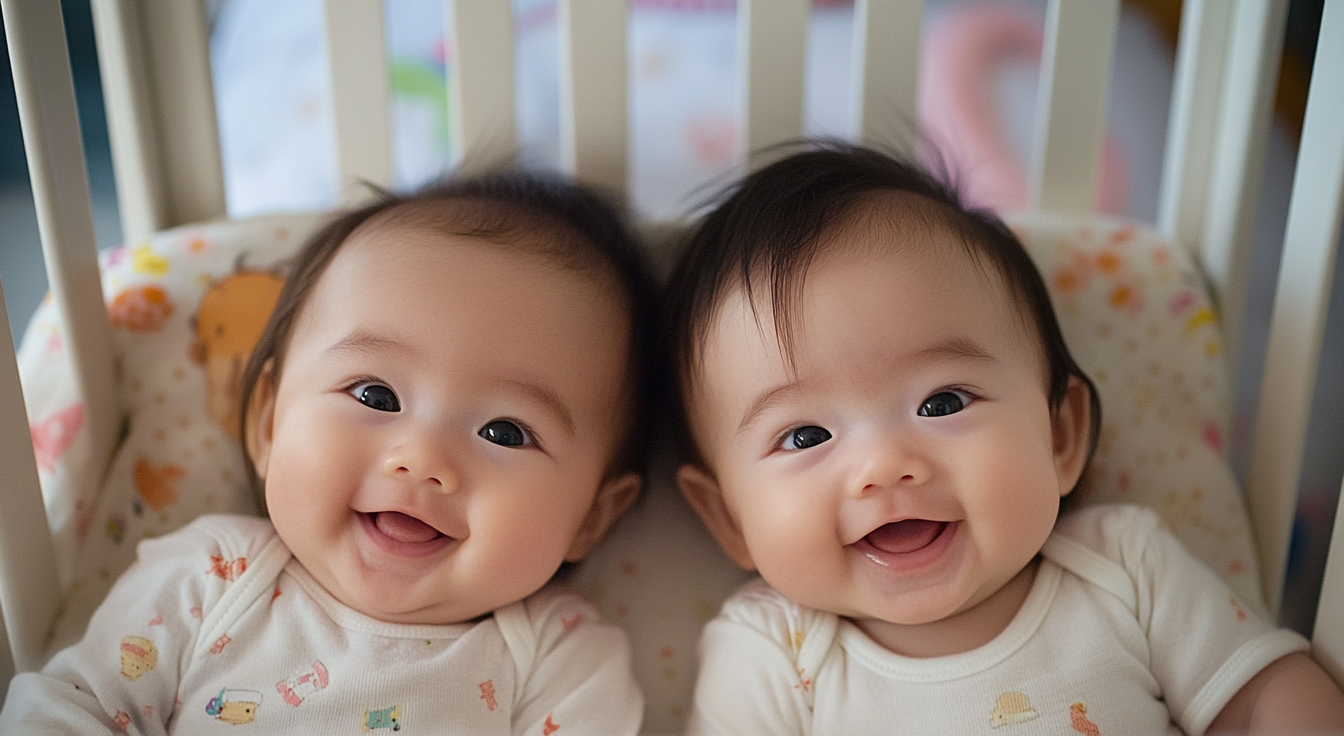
[1,0,1341,732]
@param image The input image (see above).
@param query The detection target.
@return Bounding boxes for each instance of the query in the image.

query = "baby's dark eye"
[479,420,531,448]
[780,425,832,451]
[918,390,971,417]
[353,383,400,412]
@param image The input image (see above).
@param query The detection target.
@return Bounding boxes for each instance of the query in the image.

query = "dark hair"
[663,141,1101,478]
[240,171,658,509]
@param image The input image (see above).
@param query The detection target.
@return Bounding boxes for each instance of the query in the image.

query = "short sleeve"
[508,585,643,736]
[0,515,276,735]
[1057,506,1308,736]
[685,579,826,736]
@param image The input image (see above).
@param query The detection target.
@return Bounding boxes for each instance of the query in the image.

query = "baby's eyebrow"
[738,382,802,434]
[911,337,998,365]
[503,379,576,438]
[324,332,417,360]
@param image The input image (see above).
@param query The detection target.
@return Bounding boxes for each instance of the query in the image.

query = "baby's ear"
[565,472,641,561]
[244,361,278,481]
[1053,375,1094,498]
[677,464,755,570]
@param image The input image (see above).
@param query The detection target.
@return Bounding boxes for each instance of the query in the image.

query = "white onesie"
[686,504,1307,735]
[0,514,642,734]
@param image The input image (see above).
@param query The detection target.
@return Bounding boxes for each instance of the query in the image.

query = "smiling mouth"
[372,511,443,543]
[360,511,455,557]
[864,519,949,555]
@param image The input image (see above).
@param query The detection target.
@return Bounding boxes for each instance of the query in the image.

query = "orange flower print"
[1095,250,1124,275]
[108,285,174,333]
[480,680,497,711]
[133,457,184,511]
[543,713,561,735]
[1051,249,1093,297]
[1107,283,1143,315]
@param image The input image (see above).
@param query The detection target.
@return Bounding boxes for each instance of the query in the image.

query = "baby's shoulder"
[1050,503,1168,561]
[131,513,278,573]
[715,578,838,648]
[506,582,625,651]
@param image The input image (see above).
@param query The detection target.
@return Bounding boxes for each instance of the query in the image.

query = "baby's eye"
[918,390,972,417]
[352,383,400,412]
[780,425,832,451]
[478,420,532,448]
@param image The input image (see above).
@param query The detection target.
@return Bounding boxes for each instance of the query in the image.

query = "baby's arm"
[0,518,245,734]
[1206,652,1344,734]
[511,586,643,736]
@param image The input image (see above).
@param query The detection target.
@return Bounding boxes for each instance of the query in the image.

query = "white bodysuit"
[0,515,642,734]
[686,504,1307,736]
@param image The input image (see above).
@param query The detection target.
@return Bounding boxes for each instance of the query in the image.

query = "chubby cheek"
[470,485,590,583]
[961,426,1062,559]
[735,477,843,598]
[264,406,363,523]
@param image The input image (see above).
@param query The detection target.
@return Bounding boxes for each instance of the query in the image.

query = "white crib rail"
[1027,0,1119,216]
[450,1,516,174]
[1158,0,1233,255]
[1250,0,1344,623]
[0,0,114,680]
[1199,0,1289,368]
[90,0,225,240]
[560,0,628,194]
[851,0,923,155]
[323,0,395,202]
[739,0,808,166]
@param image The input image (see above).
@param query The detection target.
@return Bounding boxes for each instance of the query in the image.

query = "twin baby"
[4,144,1343,733]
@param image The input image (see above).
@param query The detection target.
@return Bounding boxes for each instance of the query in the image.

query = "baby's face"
[249,229,636,624]
[680,226,1090,647]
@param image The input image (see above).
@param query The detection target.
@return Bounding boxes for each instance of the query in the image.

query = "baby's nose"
[382,440,458,491]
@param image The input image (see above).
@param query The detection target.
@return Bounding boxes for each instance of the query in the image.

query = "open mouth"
[855,519,956,570]
[359,511,455,557]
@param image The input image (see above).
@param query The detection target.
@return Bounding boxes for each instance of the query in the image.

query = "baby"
[1,172,655,733]
[664,144,1344,734]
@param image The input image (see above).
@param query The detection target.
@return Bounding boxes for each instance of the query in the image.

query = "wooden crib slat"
[139,0,226,226]
[1158,0,1233,254]
[1248,0,1344,620]
[851,0,923,154]
[1,0,110,673]
[0,281,55,681]
[91,0,225,235]
[739,0,808,166]
[449,0,516,173]
[559,0,628,194]
[1027,0,1119,216]
[323,0,394,202]
[89,0,167,241]
[1196,0,1288,368]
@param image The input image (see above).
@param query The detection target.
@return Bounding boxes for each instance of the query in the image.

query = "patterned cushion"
[18,210,1257,734]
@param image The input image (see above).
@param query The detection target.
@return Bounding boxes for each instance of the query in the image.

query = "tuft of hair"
[662,140,1100,476]
[239,170,659,511]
